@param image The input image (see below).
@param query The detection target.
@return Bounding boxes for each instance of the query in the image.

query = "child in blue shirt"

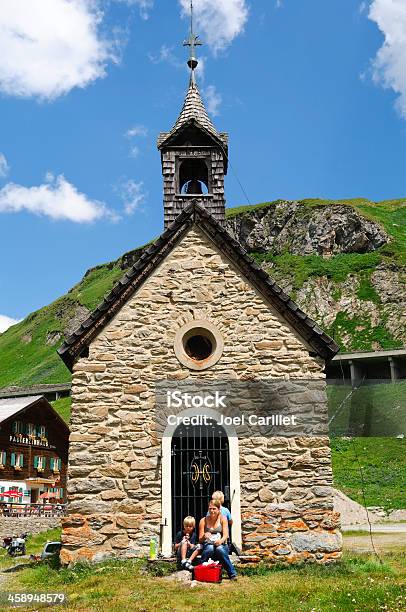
[209,491,233,526]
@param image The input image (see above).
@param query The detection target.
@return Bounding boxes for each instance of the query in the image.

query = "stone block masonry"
[61,226,341,565]
[0,517,61,539]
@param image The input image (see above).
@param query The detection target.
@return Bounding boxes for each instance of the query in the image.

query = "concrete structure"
[0,384,71,402]
[329,348,406,386]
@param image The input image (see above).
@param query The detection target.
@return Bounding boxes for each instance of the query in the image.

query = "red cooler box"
[194,563,222,583]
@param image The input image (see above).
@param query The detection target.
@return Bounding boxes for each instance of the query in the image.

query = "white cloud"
[0,315,21,334]
[359,1,367,14]
[0,0,119,100]
[129,145,140,158]
[126,124,148,138]
[204,85,222,116]
[118,179,147,214]
[369,0,406,118]
[148,45,184,69]
[0,153,9,178]
[115,0,154,20]
[0,174,117,223]
[125,124,148,158]
[179,0,249,53]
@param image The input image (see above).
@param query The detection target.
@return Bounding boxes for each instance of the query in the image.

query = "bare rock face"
[64,304,90,338]
[226,202,388,256]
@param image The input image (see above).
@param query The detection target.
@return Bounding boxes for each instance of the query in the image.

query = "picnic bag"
[194,562,222,583]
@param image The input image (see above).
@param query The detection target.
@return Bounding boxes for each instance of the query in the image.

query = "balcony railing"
[0,503,67,518]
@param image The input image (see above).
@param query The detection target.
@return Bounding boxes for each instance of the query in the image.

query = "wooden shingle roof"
[157,78,228,149]
[58,201,339,370]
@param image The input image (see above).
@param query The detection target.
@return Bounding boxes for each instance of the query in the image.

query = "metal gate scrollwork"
[171,419,230,541]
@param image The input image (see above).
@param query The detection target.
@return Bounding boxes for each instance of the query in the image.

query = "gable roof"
[157,78,228,150]
[0,396,69,434]
[58,201,339,370]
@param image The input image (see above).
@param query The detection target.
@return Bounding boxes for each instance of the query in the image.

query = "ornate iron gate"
[171,419,230,541]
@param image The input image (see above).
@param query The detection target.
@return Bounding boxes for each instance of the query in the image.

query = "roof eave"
[157,118,228,152]
[58,201,338,369]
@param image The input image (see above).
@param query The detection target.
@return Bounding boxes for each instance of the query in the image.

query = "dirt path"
[343,529,406,553]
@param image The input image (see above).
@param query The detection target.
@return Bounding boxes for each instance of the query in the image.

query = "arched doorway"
[171,419,229,542]
[161,409,242,557]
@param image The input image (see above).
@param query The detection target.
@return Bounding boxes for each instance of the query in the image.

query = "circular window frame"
[174,320,224,371]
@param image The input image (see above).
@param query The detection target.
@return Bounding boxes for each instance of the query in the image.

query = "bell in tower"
[157,7,228,228]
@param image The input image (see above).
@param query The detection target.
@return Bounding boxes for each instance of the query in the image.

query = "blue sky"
[0,0,405,328]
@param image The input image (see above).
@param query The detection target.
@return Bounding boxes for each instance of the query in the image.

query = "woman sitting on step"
[198,499,237,580]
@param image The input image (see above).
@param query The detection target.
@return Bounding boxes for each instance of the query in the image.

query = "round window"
[174,321,224,371]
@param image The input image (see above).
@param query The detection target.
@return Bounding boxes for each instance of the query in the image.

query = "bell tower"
[157,2,228,228]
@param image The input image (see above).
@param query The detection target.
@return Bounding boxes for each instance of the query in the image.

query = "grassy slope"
[51,397,72,424]
[0,198,404,388]
[0,260,135,388]
[8,551,406,611]
[331,438,406,511]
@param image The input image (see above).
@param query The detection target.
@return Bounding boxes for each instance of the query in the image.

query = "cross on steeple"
[183,0,202,73]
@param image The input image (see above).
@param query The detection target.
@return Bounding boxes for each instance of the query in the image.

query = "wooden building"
[0,396,69,504]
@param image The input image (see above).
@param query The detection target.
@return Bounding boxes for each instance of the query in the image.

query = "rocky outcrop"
[226,201,388,256]
[273,264,405,348]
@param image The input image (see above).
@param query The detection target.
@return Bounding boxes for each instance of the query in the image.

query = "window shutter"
[35,425,41,437]
[34,456,39,468]
[12,421,17,434]
[42,457,46,469]
[19,454,24,467]
[50,458,53,470]
[0,486,4,499]
[58,458,62,470]
[11,453,15,466]
[59,488,64,498]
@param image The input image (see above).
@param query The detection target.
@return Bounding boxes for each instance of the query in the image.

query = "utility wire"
[330,370,383,564]
[220,144,252,207]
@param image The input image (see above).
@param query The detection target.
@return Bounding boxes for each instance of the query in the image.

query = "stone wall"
[239,436,341,563]
[0,517,60,539]
[61,225,341,565]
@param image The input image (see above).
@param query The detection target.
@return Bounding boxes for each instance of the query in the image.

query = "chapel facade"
[58,36,342,565]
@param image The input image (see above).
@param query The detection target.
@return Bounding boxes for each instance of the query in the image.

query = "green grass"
[331,437,406,511]
[51,397,71,424]
[225,200,282,217]
[0,528,61,571]
[325,311,403,351]
[252,251,382,288]
[70,266,124,311]
[356,272,380,303]
[7,551,406,611]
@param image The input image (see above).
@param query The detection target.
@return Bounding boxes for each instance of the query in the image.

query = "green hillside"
[0,198,404,389]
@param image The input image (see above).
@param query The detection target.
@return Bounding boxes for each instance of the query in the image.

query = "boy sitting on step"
[174,516,200,571]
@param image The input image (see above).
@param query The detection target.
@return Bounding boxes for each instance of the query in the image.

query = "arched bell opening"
[179,159,210,195]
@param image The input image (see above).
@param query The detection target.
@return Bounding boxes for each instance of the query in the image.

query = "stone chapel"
[58,32,342,565]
